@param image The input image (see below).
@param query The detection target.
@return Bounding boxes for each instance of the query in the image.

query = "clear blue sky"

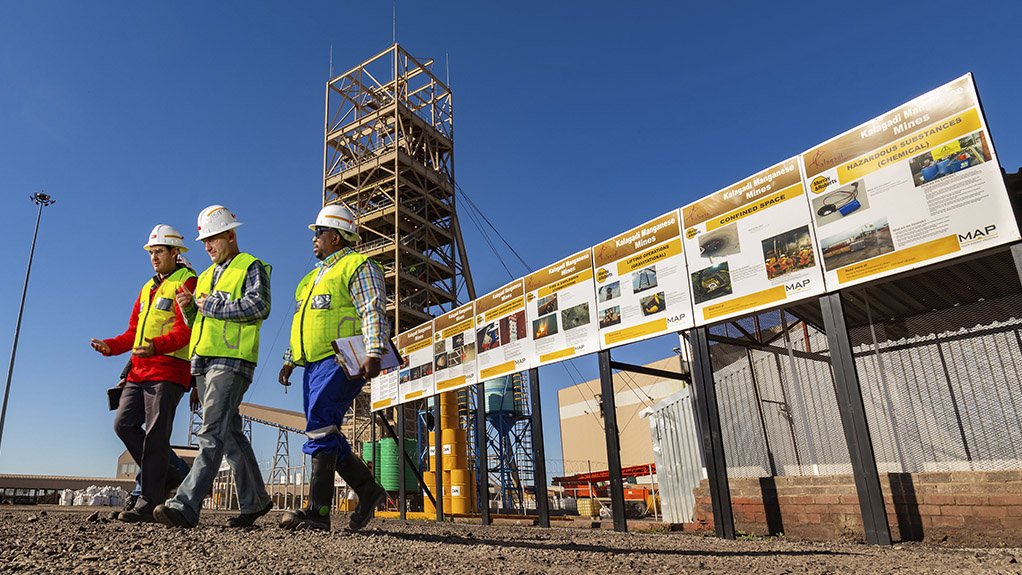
[1,1,1020,478]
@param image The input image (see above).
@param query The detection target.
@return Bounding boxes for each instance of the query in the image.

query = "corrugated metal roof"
[787,246,1021,339]
[0,474,135,490]
[239,402,306,432]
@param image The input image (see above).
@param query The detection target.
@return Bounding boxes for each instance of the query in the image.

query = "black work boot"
[123,493,139,513]
[279,452,336,532]
[337,454,386,532]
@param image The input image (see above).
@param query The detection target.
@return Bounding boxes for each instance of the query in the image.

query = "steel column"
[433,399,444,521]
[687,327,735,539]
[598,350,628,532]
[819,292,892,546]
[475,381,491,525]
[527,368,550,527]
[1012,243,1022,286]
[397,403,406,519]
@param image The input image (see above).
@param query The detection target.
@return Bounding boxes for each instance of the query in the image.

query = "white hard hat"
[309,204,360,243]
[144,224,188,253]
[196,205,243,241]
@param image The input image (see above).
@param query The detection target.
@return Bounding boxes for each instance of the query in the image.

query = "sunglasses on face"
[314,226,338,238]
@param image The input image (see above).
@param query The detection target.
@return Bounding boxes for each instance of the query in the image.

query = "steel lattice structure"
[324,44,475,462]
[323,43,475,333]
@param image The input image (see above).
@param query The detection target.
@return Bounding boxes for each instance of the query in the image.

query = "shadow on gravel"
[370,530,854,558]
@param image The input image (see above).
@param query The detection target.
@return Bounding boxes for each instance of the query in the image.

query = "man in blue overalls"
[278,204,389,531]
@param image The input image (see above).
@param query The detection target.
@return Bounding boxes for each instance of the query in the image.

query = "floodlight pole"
[0,192,56,455]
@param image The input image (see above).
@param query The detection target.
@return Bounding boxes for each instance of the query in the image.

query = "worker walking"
[277,204,389,532]
[90,225,197,523]
[153,205,273,529]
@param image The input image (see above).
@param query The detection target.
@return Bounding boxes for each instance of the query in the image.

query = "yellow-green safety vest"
[289,251,377,365]
[188,252,270,363]
[134,267,196,361]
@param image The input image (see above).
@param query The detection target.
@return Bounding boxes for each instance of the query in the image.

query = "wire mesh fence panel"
[848,270,1022,474]
[710,340,771,478]
[705,306,852,479]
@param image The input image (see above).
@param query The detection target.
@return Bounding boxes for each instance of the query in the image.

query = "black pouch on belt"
[107,386,123,411]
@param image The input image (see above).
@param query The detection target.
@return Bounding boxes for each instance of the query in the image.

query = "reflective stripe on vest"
[134,267,196,361]
[288,251,374,365]
[188,252,269,363]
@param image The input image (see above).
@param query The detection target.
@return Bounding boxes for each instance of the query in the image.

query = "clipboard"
[330,336,401,379]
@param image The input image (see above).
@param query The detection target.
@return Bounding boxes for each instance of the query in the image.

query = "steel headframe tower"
[324,44,476,457]
[323,44,475,332]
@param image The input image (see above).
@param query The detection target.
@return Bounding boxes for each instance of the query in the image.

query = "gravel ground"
[2,507,1022,574]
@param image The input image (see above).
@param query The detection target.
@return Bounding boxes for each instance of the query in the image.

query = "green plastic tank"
[377,437,418,491]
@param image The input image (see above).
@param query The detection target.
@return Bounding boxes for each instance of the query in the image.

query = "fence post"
[687,327,735,539]
[819,292,892,546]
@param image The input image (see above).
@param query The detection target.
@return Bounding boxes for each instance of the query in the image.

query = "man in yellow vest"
[153,205,273,529]
[90,225,196,523]
[277,204,389,532]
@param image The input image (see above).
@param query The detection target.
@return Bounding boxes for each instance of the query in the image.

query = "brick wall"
[691,470,1022,545]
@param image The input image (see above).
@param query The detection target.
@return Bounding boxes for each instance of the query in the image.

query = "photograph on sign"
[592,210,694,349]
[396,322,435,404]
[433,302,478,394]
[800,74,1020,289]
[474,279,531,381]
[370,366,399,412]
[682,157,827,325]
[524,249,599,366]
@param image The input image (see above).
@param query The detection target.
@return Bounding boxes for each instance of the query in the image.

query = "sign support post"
[598,350,628,532]
[688,327,735,539]
[475,381,491,525]
[528,368,550,527]
[819,292,892,545]
[433,400,444,521]
[397,403,406,519]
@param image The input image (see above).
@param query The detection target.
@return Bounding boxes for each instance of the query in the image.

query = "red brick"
[813,494,841,505]
[999,517,1022,529]
[730,497,761,505]
[924,494,956,505]
[973,506,1009,518]
[930,515,966,528]
[916,504,941,516]
[1005,506,1022,517]
[939,505,973,517]
[988,494,1022,506]
[795,513,822,525]
[955,495,988,506]
[839,495,860,505]
[963,517,1007,530]
[780,495,814,505]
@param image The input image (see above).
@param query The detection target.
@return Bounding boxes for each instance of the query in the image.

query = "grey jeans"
[164,365,269,524]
